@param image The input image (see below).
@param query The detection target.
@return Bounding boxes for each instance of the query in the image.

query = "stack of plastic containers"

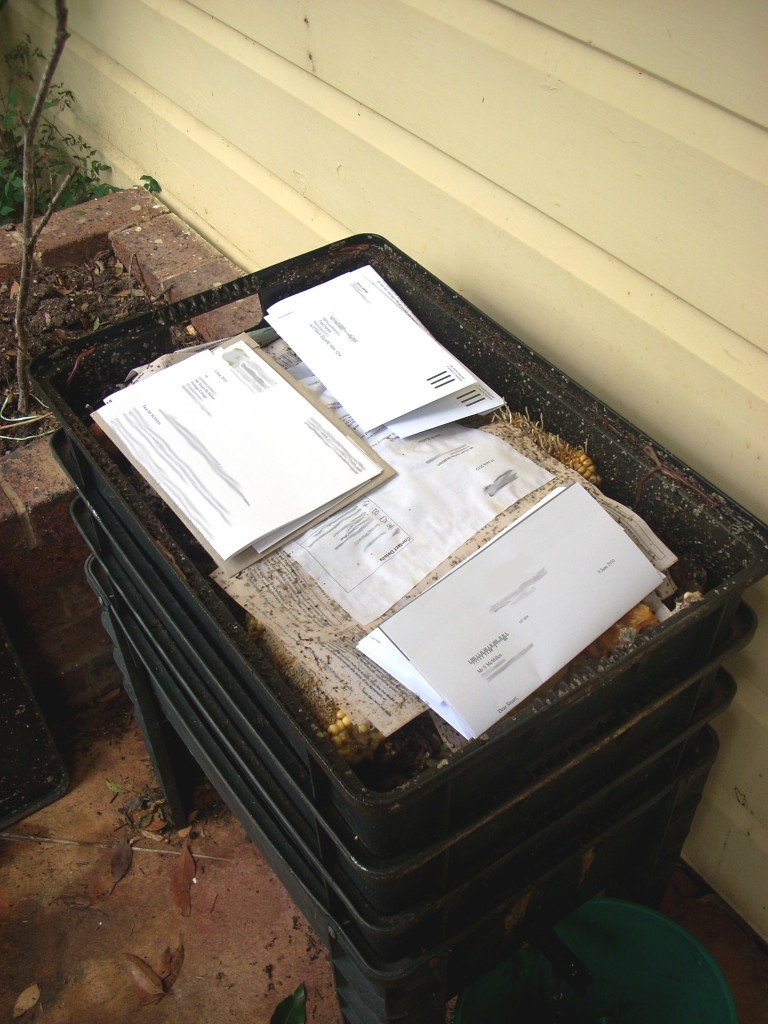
[32,235,768,1023]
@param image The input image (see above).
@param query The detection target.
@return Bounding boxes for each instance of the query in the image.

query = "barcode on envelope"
[427,369,458,390]
[455,386,486,408]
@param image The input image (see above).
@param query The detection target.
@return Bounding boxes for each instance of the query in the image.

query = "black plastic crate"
[327,722,718,1024]
[33,234,768,859]
[75,495,749,918]
[0,609,68,828]
[86,550,732,961]
[56,421,762,863]
[233,728,721,1024]
[62,582,727,1024]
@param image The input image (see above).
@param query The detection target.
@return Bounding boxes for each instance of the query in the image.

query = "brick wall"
[0,189,262,711]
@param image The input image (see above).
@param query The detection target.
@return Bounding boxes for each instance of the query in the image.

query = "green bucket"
[455,898,738,1023]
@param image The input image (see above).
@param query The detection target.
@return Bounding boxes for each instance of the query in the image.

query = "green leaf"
[269,983,306,1024]
[106,780,128,795]
[140,174,161,194]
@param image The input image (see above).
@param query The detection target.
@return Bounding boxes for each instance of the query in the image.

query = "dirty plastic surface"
[0,610,68,828]
[455,896,738,1023]
[30,234,768,861]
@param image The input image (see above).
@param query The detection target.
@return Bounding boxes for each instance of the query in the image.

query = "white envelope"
[265,266,483,432]
[93,338,390,564]
[358,484,664,739]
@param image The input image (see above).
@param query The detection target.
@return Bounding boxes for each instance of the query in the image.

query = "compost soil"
[0,251,157,455]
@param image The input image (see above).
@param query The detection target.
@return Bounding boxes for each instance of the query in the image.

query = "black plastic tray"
[86,548,732,959]
[57,423,758,860]
[75,492,748,918]
[33,233,768,859]
[67,584,727,1024]
[0,610,69,828]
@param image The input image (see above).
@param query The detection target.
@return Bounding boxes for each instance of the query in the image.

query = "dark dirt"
[0,252,157,455]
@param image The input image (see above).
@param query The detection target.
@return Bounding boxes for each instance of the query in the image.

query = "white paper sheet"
[286,424,553,624]
[358,483,665,739]
[385,379,505,438]
[265,266,496,431]
[92,337,389,563]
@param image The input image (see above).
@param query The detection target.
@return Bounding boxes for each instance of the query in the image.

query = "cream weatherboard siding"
[3,0,766,937]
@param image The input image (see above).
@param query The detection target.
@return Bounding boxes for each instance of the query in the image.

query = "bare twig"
[634,444,720,509]
[13,0,71,415]
[0,832,235,861]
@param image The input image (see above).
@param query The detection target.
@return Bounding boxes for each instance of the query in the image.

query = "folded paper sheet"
[286,424,553,624]
[92,337,391,565]
[358,484,665,739]
[215,417,673,738]
[265,266,503,433]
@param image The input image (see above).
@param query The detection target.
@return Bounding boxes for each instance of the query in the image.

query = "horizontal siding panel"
[685,783,768,940]
[13,2,768,514]
[184,0,768,352]
[684,668,768,938]
[4,4,348,268]
[500,0,768,128]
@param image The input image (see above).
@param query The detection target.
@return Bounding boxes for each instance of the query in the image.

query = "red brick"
[33,188,166,268]
[0,438,84,603]
[57,570,105,624]
[19,569,97,630]
[9,589,122,707]
[0,228,22,281]
[48,649,123,708]
[164,255,244,300]
[34,606,114,676]
[0,448,94,627]
[165,257,264,342]
[0,433,72,512]
[110,212,219,298]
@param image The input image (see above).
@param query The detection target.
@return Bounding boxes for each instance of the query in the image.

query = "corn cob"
[493,409,602,486]
[325,707,385,764]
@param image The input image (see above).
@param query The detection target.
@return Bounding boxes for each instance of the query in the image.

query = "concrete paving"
[2,690,767,1023]
[0,692,341,1023]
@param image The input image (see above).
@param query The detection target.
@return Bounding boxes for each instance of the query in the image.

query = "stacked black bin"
[32,235,768,1023]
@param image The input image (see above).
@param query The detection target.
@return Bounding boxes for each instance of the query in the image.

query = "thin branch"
[13,0,70,415]
[0,832,235,861]
[30,163,76,246]
[19,1,70,243]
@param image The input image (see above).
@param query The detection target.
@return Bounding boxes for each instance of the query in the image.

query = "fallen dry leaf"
[175,810,200,840]
[157,946,171,979]
[90,847,119,902]
[9,279,20,300]
[111,836,133,885]
[139,828,166,842]
[13,982,40,1018]
[171,841,196,917]
[105,779,129,797]
[159,935,185,992]
[125,954,164,1006]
